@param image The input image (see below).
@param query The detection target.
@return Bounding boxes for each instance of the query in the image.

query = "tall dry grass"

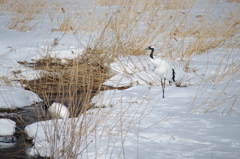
[0,0,239,158]
[1,0,47,31]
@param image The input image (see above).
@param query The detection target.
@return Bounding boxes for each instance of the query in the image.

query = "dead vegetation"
[227,0,240,2]
[2,0,48,31]
[19,48,111,116]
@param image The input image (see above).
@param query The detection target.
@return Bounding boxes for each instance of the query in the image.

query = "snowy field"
[24,49,240,158]
[0,0,240,158]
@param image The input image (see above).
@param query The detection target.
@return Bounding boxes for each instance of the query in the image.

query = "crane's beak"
[144,48,149,50]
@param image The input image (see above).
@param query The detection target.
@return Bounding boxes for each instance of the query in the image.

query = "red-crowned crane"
[145,46,175,98]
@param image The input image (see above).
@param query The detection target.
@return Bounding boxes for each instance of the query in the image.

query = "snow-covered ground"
[24,48,240,158]
[0,119,16,148]
[0,119,16,136]
[0,0,239,158]
[0,85,42,108]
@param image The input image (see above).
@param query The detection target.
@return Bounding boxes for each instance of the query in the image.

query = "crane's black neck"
[150,48,154,59]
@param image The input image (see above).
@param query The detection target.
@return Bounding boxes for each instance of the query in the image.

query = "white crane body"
[146,46,175,98]
[150,58,173,83]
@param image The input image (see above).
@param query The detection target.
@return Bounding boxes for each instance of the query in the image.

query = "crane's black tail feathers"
[172,69,176,82]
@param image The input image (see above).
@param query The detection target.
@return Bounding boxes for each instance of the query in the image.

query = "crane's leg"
[164,78,166,85]
[161,78,165,98]
[163,79,166,98]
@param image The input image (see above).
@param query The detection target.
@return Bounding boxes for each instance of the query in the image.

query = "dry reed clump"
[97,0,193,10]
[173,19,240,41]
[20,48,111,117]
[97,0,124,6]
[227,0,240,2]
[161,0,193,10]
[0,0,6,4]
[97,0,139,6]
[167,10,240,59]
[2,0,48,31]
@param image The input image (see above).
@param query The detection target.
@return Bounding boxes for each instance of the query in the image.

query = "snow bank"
[25,117,91,158]
[0,85,42,109]
[24,104,240,159]
[25,119,67,158]
[0,119,16,149]
[0,119,16,136]
[48,102,70,120]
